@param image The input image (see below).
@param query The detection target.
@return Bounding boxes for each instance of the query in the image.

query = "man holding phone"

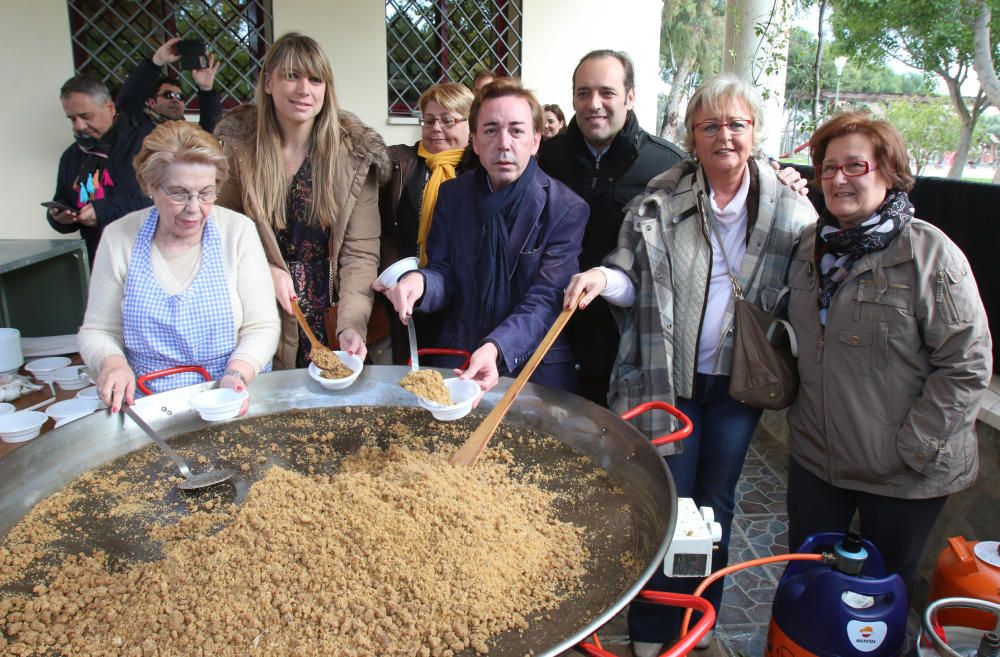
[117,37,222,133]
[48,74,151,265]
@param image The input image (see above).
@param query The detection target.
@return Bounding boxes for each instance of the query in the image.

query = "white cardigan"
[78,206,280,375]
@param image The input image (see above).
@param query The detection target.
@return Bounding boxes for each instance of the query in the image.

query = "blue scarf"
[474,157,538,330]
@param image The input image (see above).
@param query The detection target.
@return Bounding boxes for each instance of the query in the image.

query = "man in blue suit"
[382,78,588,399]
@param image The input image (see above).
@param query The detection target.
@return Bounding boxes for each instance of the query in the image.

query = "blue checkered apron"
[122,208,236,395]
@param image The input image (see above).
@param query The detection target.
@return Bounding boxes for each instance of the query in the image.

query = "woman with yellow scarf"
[378,82,476,363]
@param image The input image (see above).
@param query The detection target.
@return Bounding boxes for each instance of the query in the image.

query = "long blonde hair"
[247,32,342,230]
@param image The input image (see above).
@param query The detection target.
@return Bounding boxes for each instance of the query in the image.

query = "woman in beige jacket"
[786,112,992,597]
[215,33,389,369]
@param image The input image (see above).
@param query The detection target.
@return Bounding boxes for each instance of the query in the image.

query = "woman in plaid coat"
[564,74,816,653]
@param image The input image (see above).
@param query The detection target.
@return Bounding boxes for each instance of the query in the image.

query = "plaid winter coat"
[605,158,816,454]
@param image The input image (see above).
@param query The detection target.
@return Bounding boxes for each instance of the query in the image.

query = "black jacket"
[117,58,223,134]
[48,113,153,265]
[538,111,685,396]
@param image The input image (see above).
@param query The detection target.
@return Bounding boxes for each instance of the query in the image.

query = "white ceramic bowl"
[46,398,101,422]
[25,356,72,382]
[52,365,91,391]
[376,257,419,289]
[0,410,48,443]
[0,402,15,416]
[416,377,479,421]
[307,352,363,390]
[189,388,249,422]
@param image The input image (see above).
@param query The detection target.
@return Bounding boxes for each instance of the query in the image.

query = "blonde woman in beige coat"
[215,33,389,369]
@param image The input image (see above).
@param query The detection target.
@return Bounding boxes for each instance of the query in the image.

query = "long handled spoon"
[290,297,340,368]
[121,405,234,490]
[450,295,582,467]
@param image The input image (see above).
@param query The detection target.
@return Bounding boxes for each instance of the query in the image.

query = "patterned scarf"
[474,158,537,331]
[416,141,465,266]
[815,190,914,324]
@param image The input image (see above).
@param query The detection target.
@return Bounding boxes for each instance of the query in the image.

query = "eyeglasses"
[160,187,218,205]
[818,160,878,180]
[157,91,184,102]
[693,118,753,137]
[418,115,467,128]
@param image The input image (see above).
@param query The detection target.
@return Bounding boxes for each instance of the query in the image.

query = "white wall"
[0,0,665,243]
[276,0,665,145]
[522,0,663,136]
[0,0,75,240]
[273,0,419,146]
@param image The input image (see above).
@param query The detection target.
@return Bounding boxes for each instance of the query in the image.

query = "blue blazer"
[417,163,588,392]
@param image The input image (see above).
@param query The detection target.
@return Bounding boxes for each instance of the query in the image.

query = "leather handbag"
[728,298,799,410]
[704,204,799,410]
[322,258,391,352]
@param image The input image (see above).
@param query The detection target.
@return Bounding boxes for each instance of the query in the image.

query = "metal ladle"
[120,404,234,490]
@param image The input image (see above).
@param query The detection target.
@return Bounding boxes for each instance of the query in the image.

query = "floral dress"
[275,157,331,368]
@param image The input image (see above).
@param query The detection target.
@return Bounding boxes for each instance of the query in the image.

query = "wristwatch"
[223,368,246,384]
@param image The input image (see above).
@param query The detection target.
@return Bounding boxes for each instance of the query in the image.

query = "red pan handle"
[576,591,715,657]
[620,401,693,446]
[407,348,472,370]
[137,366,212,396]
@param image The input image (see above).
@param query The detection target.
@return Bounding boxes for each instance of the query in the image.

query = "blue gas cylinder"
[766,532,908,657]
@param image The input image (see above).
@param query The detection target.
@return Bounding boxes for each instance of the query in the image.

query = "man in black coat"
[116,37,223,134]
[48,75,152,265]
[538,50,684,405]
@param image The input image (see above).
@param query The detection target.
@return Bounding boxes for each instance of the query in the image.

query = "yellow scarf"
[416,141,465,266]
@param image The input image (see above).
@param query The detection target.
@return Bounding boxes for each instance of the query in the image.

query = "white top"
[698,166,750,374]
[78,206,281,375]
[598,165,752,375]
[596,266,635,307]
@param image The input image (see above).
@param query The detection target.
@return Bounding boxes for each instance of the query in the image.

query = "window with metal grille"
[67,0,273,110]
[386,0,523,116]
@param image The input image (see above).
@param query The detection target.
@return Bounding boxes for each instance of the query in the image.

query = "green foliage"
[885,98,960,174]
[830,0,1000,74]
[784,27,933,100]
[659,0,725,84]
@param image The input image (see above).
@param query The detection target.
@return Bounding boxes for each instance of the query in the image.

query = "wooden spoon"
[290,297,338,367]
[450,294,582,467]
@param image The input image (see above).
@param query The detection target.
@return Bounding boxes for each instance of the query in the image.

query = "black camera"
[176,39,208,70]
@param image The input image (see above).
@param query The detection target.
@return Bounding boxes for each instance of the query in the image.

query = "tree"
[971,0,1000,182]
[812,0,829,123]
[885,99,960,175]
[831,0,997,179]
[658,0,725,140]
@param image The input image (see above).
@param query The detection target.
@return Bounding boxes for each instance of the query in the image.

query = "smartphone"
[41,201,75,213]
[176,39,208,70]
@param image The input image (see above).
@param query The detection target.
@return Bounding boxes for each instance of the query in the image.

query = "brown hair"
[542,103,566,125]
[133,121,228,196]
[469,78,543,134]
[249,32,342,229]
[810,111,915,192]
[572,50,635,93]
[419,82,475,117]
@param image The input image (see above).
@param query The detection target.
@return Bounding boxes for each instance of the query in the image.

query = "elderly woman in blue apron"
[78,121,280,412]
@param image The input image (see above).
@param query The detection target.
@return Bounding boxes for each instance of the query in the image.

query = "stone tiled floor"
[715,427,790,657]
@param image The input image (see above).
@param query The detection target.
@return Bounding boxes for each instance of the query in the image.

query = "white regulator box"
[664,498,722,578]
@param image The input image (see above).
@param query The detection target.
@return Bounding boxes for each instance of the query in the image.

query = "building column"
[723,0,790,157]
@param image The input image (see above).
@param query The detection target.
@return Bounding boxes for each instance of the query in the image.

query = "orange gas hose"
[678,553,827,638]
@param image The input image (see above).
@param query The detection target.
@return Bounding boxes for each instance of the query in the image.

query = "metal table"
[0,239,89,337]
